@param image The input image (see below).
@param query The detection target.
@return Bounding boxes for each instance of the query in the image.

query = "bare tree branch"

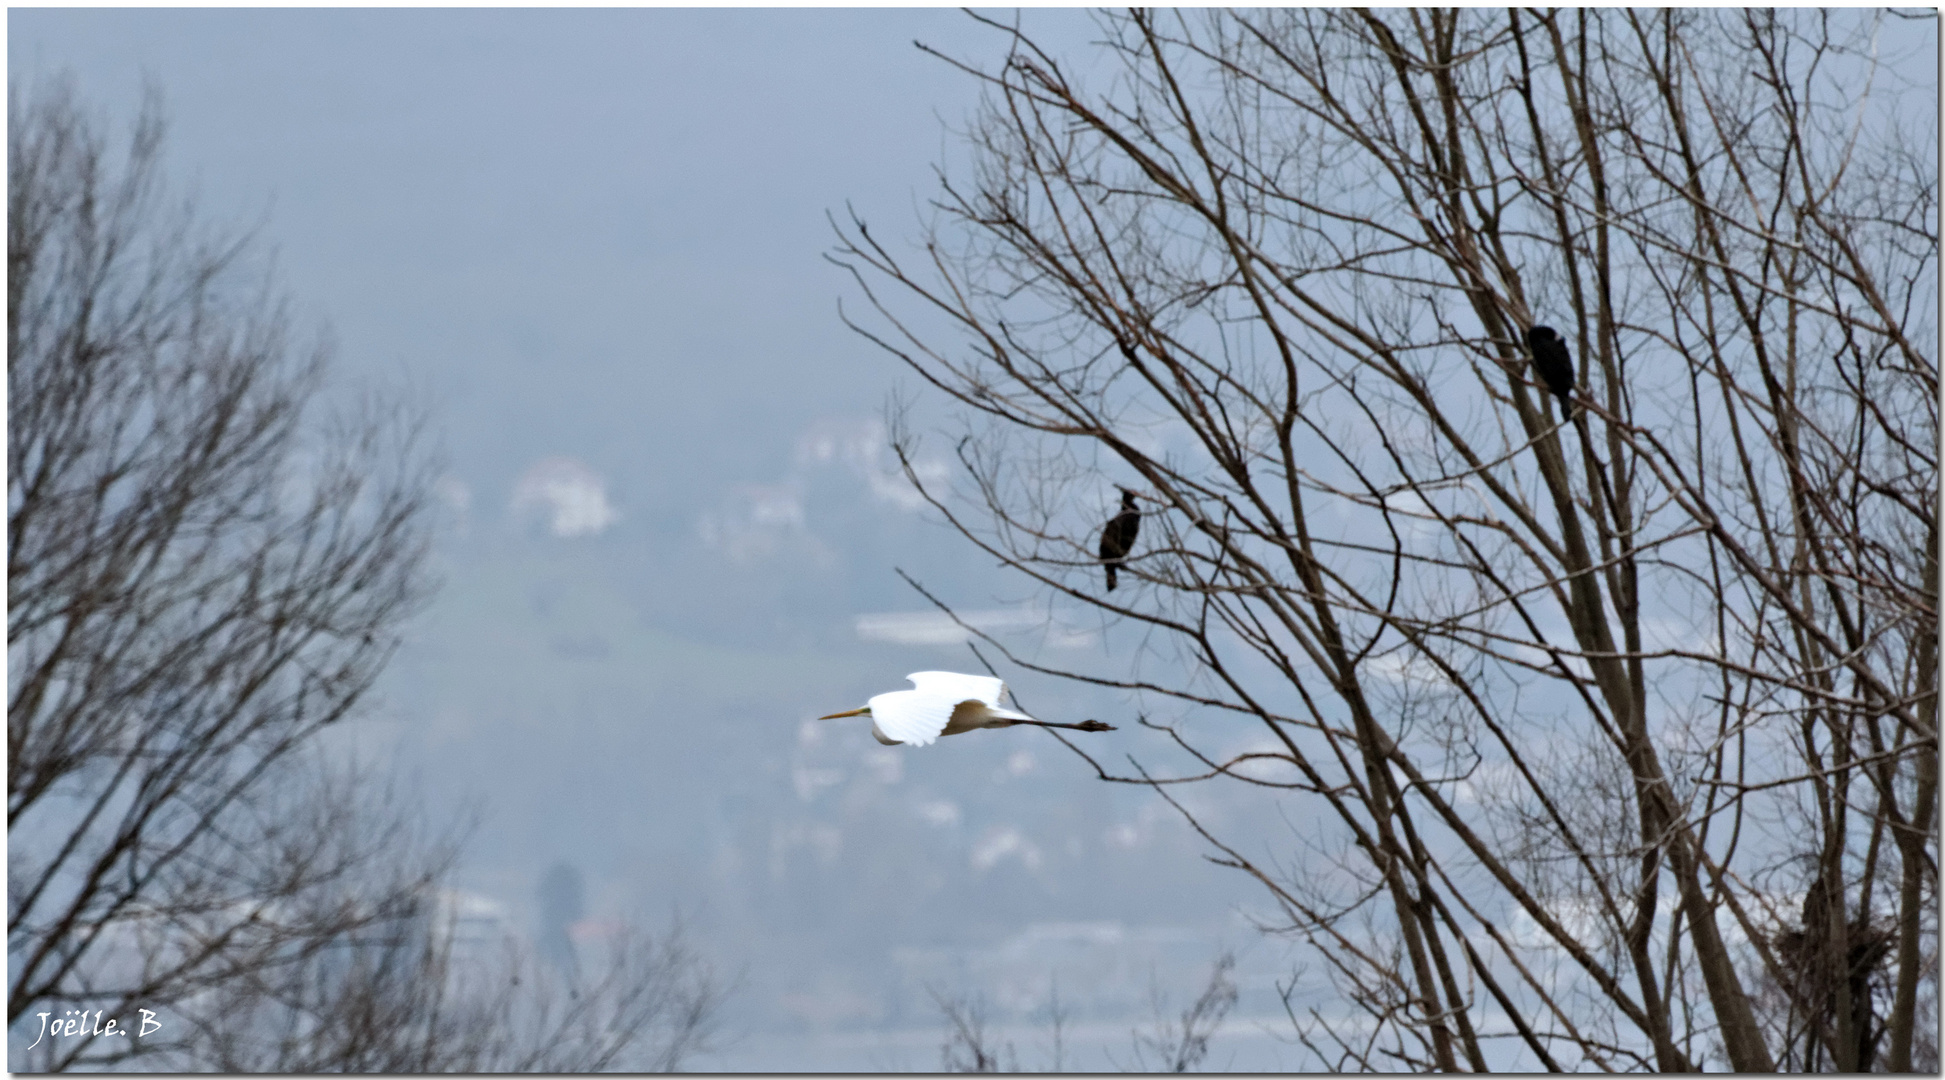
[840,9,1937,1071]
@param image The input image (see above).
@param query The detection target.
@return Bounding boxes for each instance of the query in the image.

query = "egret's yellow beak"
[818,707,869,720]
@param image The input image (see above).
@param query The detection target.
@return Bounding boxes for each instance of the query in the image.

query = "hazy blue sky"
[11,10,1299,1070]
[12,9,1044,505]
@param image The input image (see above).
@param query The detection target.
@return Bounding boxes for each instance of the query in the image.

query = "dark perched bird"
[1525,324,1577,419]
[1098,487,1141,591]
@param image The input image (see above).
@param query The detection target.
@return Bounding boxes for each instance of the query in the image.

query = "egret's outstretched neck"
[1012,719,1116,733]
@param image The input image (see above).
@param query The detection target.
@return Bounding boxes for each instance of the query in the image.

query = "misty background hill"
[10,9,1312,1069]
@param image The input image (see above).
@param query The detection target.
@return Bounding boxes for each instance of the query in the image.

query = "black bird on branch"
[1099,487,1140,591]
[1524,324,1577,419]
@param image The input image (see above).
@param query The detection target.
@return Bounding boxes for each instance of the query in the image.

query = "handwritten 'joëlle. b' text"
[27,1008,161,1050]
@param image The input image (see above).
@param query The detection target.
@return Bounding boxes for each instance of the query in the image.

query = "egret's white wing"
[868,689,955,747]
[905,671,1007,708]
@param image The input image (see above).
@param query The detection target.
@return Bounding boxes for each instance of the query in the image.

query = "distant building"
[535,861,587,977]
[511,456,620,538]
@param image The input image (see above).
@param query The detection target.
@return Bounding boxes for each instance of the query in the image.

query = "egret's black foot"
[1077,720,1115,732]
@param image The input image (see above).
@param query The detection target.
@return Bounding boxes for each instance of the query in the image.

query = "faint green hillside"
[407,541,860,744]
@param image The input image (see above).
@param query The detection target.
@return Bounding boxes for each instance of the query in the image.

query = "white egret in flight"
[819,671,1114,746]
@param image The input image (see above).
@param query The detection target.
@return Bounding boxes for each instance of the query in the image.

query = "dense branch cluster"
[8,80,437,1069]
[837,9,1937,1071]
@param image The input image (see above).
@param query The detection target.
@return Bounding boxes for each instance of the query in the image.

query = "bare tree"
[7,74,439,1068]
[1128,952,1238,1073]
[935,953,1237,1073]
[8,78,729,1072]
[934,985,1019,1073]
[837,8,1936,1072]
[177,901,726,1073]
